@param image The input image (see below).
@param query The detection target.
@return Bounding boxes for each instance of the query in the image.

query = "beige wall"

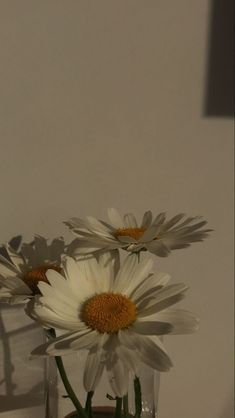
[0,1,234,418]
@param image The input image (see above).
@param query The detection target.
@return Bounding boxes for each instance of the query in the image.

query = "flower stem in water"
[123,394,129,418]
[85,391,94,418]
[114,397,122,418]
[134,377,142,418]
[46,329,87,418]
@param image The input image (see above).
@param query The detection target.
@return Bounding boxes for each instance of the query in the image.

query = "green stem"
[55,355,87,418]
[85,391,94,418]
[123,394,129,418]
[134,254,142,418]
[134,377,142,418]
[46,329,87,418]
[114,397,122,418]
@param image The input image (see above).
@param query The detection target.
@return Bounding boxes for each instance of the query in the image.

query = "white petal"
[31,330,78,356]
[160,214,185,232]
[40,272,79,308]
[76,256,104,293]
[31,298,82,330]
[115,344,140,376]
[131,320,172,335]
[117,235,136,243]
[129,272,170,302]
[84,352,105,392]
[5,245,25,270]
[86,216,115,238]
[119,330,172,371]
[9,294,31,304]
[141,211,153,228]
[31,329,95,356]
[72,242,118,256]
[123,213,138,228]
[65,217,91,231]
[124,257,154,297]
[107,208,124,229]
[0,255,19,277]
[55,330,98,351]
[139,225,161,242]
[63,257,97,300]
[155,309,199,334]
[154,272,171,287]
[172,216,202,231]
[113,254,138,293]
[0,291,31,304]
[137,284,188,317]
[38,293,79,320]
[0,275,29,291]
[10,281,32,295]
[159,227,211,250]
[84,336,106,391]
[106,352,129,397]
[152,212,166,226]
[97,251,119,292]
[145,240,170,257]
[69,230,117,244]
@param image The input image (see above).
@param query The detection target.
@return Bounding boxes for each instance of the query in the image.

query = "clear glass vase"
[45,350,160,418]
[0,303,46,417]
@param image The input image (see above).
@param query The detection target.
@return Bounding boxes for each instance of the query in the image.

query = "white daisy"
[29,252,199,397]
[0,236,65,304]
[65,208,212,257]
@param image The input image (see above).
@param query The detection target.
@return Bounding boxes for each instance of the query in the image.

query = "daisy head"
[29,252,199,397]
[65,208,212,258]
[0,235,65,304]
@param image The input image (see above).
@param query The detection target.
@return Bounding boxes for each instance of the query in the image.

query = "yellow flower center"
[81,293,137,333]
[23,265,62,294]
[115,227,146,241]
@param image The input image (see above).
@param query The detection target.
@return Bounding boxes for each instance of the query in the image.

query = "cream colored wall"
[0,1,233,418]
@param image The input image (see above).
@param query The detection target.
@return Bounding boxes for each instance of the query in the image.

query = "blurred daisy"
[0,236,65,304]
[29,253,199,397]
[65,208,212,257]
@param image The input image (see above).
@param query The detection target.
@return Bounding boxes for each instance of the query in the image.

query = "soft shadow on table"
[0,236,48,413]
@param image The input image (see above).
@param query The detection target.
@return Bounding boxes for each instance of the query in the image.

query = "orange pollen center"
[23,265,62,294]
[115,227,146,241]
[81,292,137,334]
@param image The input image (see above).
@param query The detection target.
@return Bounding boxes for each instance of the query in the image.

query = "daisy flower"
[65,208,212,258]
[0,235,65,304]
[29,252,199,397]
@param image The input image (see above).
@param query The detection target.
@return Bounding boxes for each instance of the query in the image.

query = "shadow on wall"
[0,236,50,414]
[204,0,234,117]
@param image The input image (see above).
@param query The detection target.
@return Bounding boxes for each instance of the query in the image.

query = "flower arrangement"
[0,209,211,418]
